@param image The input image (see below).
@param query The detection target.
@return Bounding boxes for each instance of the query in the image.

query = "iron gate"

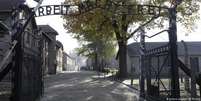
[13,32,42,101]
[11,5,43,101]
[144,44,171,100]
[0,21,15,101]
[0,4,43,101]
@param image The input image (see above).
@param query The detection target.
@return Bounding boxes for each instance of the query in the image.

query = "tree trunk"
[112,10,128,79]
[118,41,127,78]
[168,7,180,98]
[94,52,98,71]
[101,58,104,72]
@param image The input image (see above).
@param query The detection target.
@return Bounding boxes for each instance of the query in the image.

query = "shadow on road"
[41,71,141,101]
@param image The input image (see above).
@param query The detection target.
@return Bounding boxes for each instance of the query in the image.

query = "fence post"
[11,32,23,101]
[190,57,198,98]
[146,56,151,96]
[140,27,145,98]
[181,40,190,92]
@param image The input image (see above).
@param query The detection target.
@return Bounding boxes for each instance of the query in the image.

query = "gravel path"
[40,71,143,101]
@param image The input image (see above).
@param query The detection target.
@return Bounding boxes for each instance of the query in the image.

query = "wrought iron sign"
[34,0,166,17]
[104,4,163,15]
[34,5,79,17]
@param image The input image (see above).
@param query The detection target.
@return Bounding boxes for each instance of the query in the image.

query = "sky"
[26,0,201,53]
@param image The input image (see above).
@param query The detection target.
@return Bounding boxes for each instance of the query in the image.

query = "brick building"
[38,25,58,75]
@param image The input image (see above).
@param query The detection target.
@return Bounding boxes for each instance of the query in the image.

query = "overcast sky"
[26,0,201,52]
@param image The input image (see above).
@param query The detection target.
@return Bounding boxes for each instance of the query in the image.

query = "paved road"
[40,71,142,101]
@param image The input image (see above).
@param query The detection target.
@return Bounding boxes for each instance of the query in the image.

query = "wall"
[56,47,63,73]
[40,33,49,75]
[47,33,57,74]
[128,56,140,76]
[62,52,67,71]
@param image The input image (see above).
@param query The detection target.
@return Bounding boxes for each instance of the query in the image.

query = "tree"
[63,0,200,78]
[72,20,117,71]
[75,38,116,70]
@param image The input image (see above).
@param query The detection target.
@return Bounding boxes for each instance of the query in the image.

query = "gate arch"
[0,0,199,100]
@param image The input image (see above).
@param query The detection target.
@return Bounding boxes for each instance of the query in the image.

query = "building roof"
[0,21,9,31]
[0,0,25,11]
[56,40,63,49]
[63,52,73,59]
[127,41,201,57]
[38,25,58,35]
[42,33,54,41]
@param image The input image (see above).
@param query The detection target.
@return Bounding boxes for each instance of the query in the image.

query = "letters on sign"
[34,5,79,17]
[34,4,163,17]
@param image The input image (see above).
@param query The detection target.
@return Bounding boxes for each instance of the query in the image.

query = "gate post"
[11,31,23,101]
[146,56,151,96]
[168,7,180,98]
[139,27,145,98]
[181,40,190,92]
[190,57,198,98]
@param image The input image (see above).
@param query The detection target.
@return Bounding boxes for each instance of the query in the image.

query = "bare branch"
[112,19,122,41]
[145,29,168,38]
